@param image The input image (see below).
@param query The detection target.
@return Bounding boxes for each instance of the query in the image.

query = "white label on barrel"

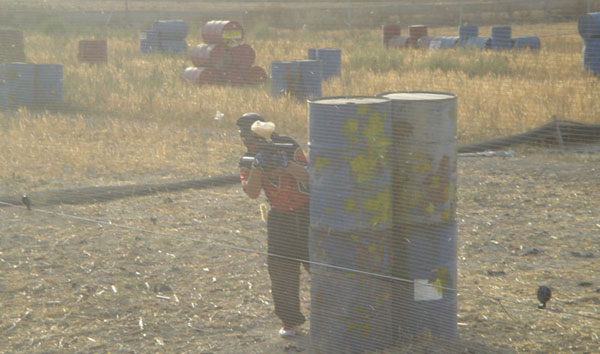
[414,279,443,301]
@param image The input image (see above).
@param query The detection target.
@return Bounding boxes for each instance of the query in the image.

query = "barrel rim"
[308,96,391,104]
[377,91,457,101]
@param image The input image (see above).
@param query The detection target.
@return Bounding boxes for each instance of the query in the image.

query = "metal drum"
[202,20,244,46]
[270,61,300,97]
[191,44,230,70]
[34,64,63,107]
[230,44,255,70]
[408,25,428,48]
[377,91,458,341]
[0,28,26,62]
[512,36,541,50]
[159,40,188,53]
[416,36,433,49]
[308,96,395,354]
[463,36,491,49]
[429,37,459,50]
[578,12,600,40]
[77,40,108,63]
[315,48,342,80]
[0,62,35,109]
[387,35,410,48]
[140,31,159,53]
[181,67,217,85]
[459,25,478,41]
[153,20,188,40]
[382,24,402,47]
[584,39,600,75]
[296,60,322,100]
[244,66,267,85]
[491,26,513,50]
[307,48,317,60]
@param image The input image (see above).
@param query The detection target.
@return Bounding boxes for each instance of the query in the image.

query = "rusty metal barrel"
[230,44,255,70]
[181,67,218,85]
[378,91,458,342]
[153,20,188,40]
[77,40,108,63]
[408,25,428,47]
[382,24,402,47]
[191,44,230,70]
[202,20,244,46]
[308,96,395,353]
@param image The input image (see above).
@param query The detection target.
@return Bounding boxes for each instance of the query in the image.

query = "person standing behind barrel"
[236,113,310,338]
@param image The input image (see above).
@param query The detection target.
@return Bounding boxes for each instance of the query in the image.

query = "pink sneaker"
[278,324,296,338]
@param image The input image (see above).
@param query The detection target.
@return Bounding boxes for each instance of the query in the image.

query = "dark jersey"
[240,134,309,212]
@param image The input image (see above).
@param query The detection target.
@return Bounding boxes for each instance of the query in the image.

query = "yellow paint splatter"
[363,190,391,227]
[426,203,435,215]
[342,118,359,146]
[356,105,371,117]
[325,208,334,215]
[349,154,377,183]
[314,156,330,172]
[345,198,356,212]
[442,209,450,222]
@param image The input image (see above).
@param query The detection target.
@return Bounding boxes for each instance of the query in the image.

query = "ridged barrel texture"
[408,25,428,47]
[34,64,63,107]
[382,24,402,47]
[458,25,479,41]
[296,60,322,100]
[429,37,459,50]
[191,44,230,70]
[491,26,513,50]
[0,63,62,109]
[378,91,458,341]
[202,20,244,46]
[463,36,491,49]
[312,48,342,80]
[309,96,395,354]
[0,28,26,62]
[578,12,600,40]
[270,60,322,100]
[140,31,160,53]
[78,40,108,63]
[270,61,299,97]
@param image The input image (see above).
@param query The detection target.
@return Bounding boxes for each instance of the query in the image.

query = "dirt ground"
[1,146,599,353]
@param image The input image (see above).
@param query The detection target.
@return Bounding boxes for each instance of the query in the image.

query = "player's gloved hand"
[252,151,269,170]
[271,152,288,169]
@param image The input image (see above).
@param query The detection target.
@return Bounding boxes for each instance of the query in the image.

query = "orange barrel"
[181,66,218,85]
[230,43,255,70]
[417,36,433,49]
[77,40,108,63]
[244,66,267,85]
[387,35,410,48]
[201,20,244,46]
[190,44,231,70]
[0,28,26,62]
[382,24,402,47]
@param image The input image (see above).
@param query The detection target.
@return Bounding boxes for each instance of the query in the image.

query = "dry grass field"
[1,2,600,353]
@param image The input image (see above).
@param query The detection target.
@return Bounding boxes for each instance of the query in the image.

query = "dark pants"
[267,205,310,326]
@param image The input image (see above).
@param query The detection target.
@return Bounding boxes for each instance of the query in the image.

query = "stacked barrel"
[183,20,267,86]
[0,28,26,63]
[77,40,108,63]
[579,13,600,76]
[0,63,63,109]
[408,25,429,48]
[270,60,322,100]
[140,20,188,54]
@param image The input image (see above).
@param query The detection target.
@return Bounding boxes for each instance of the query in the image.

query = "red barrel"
[190,44,231,70]
[244,66,267,85]
[78,40,108,63]
[409,25,428,38]
[417,36,433,49]
[230,43,255,69]
[387,35,410,48]
[181,67,218,85]
[382,24,402,47]
[201,20,244,46]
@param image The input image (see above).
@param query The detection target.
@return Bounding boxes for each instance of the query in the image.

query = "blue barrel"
[583,39,600,75]
[0,62,35,109]
[578,12,600,40]
[140,31,159,53]
[429,37,459,50]
[315,48,342,80]
[309,96,395,353]
[270,61,300,98]
[159,39,188,53]
[296,60,322,100]
[377,91,458,341]
[307,48,317,60]
[153,20,188,40]
[463,36,491,49]
[459,25,478,41]
[491,26,513,50]
[34,64,63,107]
[512,36,541,50]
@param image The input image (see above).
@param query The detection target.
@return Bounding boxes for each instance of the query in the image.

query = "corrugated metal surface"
[309,96,395,353]
[382,24,402,47]
[491,26,513,50]
[462,36,491,49]
[202,20,244,46]
[296,59,322,100]
[378,91,458,341]
[387,35,410,48]
[314,48,342,80]
[459,25,479,41]
[34,64,63,107]
[270,61,300,97]
[578,12,600,40]
[0,62,35,109]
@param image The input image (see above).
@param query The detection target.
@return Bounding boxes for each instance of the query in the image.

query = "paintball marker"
[239,120,297,170]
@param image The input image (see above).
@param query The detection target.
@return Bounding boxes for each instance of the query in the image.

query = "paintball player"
[237,113,310,338]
